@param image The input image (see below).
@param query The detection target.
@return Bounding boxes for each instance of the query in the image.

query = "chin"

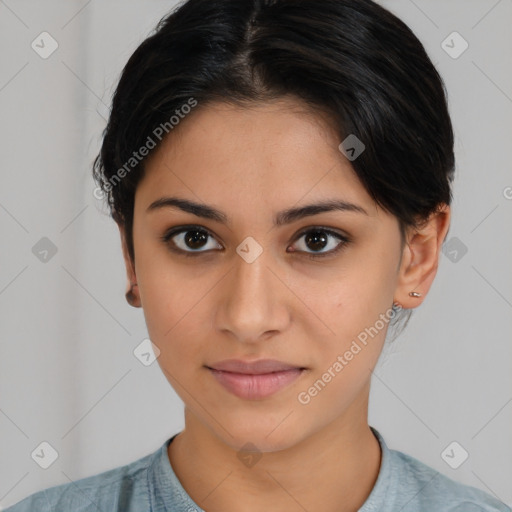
[211,420,305,454]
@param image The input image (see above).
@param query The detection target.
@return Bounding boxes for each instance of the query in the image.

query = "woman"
[5,0,508,511]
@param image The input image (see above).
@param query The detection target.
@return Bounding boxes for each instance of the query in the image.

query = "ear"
[394,204,451,309]
[118,222,141,308]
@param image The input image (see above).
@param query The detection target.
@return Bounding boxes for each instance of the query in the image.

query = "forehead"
[137,98,377,217]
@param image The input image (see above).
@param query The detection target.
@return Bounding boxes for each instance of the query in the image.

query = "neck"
[167,395,382,512]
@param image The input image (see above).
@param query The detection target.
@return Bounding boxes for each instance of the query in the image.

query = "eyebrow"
[146,196,368,226]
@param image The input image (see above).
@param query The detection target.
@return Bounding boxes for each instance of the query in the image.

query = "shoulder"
[387,447,510,511]
[363,428,510,512]
[3,448,157,512]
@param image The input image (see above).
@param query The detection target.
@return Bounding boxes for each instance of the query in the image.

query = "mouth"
[205,359,307,400]
[206,358,306,374]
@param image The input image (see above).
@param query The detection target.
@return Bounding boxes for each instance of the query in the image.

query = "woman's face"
[127,98,406,451]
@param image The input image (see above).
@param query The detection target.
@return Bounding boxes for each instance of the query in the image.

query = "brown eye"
[181,230,209,250]
[290,228,350,259]
[162,226,222,256]
[161,225,350,260]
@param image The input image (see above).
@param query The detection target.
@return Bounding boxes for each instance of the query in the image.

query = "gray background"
[0,0,511,509]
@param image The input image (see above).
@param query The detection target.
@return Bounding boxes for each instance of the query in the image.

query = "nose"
[214,246,290,344]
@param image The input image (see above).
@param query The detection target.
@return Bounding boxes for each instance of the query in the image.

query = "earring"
[409,291,422,297]
[125,283,139,306]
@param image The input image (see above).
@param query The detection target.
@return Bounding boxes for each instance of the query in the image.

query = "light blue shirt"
[5,427,509,511]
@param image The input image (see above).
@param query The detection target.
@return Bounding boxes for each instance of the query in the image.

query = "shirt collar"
[148,426,392,512]
[148,433,204,512]
[358,426,394,511]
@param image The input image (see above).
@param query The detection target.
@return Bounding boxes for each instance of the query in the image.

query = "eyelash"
[161,224,351,260]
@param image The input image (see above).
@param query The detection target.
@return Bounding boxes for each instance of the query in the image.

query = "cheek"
[136,259,216,368]
[135,237,199,329]
[142,281,206,352]
[307,254,396,370]
[297,296,391,414]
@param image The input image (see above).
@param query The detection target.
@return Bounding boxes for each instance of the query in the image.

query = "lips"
[207,358,305,375]
[206,359,306,400]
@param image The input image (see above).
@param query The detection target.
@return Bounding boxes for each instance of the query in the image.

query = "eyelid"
[293,225,349,240]
[290,226,351,259]
[161,224,351,258]
[162,224,217,241]
[161,224,222,256]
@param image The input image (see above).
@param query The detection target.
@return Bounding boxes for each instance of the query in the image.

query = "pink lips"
[206,359,306,400]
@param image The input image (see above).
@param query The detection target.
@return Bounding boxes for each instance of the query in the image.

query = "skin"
[118,97,451,512]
